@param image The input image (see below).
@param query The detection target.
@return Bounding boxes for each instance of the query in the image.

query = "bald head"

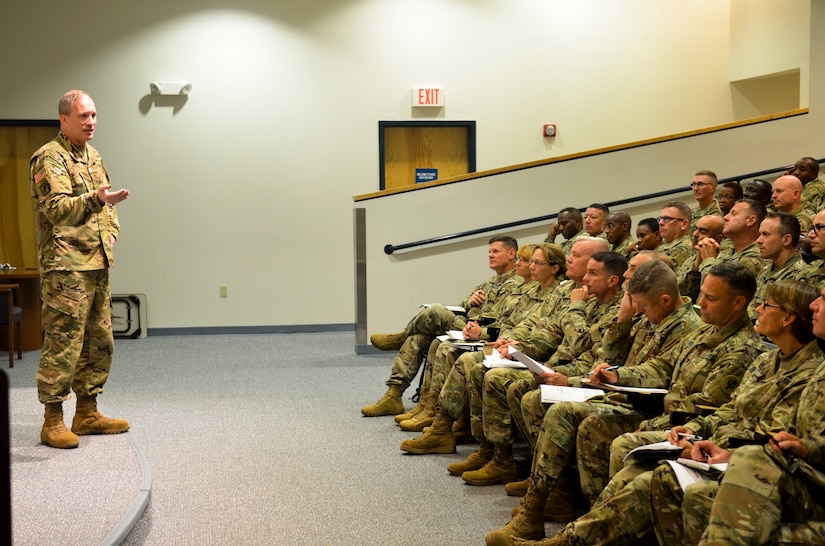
[772,175,803,212]
[693,215,725,244]
[605,211,632,245]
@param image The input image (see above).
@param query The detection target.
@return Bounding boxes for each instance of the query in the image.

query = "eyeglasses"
[517,257,531,263]
[657,216,687,223]
[530,260,551,267]
[811,224,825,235]
[761,302,785,312]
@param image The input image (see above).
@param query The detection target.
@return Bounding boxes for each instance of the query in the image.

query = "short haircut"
[664,201,693,223]
[558,207,582,222]
[573,236,610,253]
[627,259,679,299]
[800,157,820,177]
[695,170,718,183]
[738,198,767,226]
[766,279,820,343]
[589,251,628,286]
[705,262,757,303]
[637,217,660,234]
[636,250,677,272]
[720,181,744,199]
[59,90,90,116]
[489,235,518,251]
[765,212,801,247]
[587,203,610,215]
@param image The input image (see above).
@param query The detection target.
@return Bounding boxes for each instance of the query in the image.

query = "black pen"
[587,365,619,376]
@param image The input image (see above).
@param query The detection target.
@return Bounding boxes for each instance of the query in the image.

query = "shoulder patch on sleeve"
[722,375,740,394]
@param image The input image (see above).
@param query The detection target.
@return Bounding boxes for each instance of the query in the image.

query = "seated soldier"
[743,179,773,209]
[545,208,585,255]
[484,259,701,545]
[676,214,725,299]
[772,174,813,232]
[786,156,825,215]
[805,208,825,289]
[690,170,722,231]
[604,211,634,260]
[583,203,608,238]
[657,201,694,268]
[716,181,743,216]
[631,217,662,256]
[398,238,608,456]
[518,279,820,546]
[362,235,523,417]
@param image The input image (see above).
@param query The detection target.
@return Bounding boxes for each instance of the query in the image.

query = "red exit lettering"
[413,87,444,107]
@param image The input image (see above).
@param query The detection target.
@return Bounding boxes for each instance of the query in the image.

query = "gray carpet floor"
[6,332,564,545]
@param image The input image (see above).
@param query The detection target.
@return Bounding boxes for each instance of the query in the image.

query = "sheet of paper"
[664,459,713,492]
[483,349,527,369]
[540,384,604,404]
[581,379,668,395]
[509,349,554,375]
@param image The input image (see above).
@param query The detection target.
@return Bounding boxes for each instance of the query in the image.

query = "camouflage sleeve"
[601,319,636,365]
[614,329,683,388]
[461,281,486,313]
[546,299,594,365]
[519,320,564,362]
[802,435,825,470]
[684,343,761,410]
[678,268,701,303]
[31,150,106,227]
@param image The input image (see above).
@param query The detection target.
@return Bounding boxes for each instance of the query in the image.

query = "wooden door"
[0,124,56,269]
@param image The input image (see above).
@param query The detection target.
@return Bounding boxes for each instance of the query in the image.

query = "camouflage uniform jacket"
[683,340,825,448]
[545,229,587,255]
[749,253,810,320]
[511,281,578,362]
[690,201,723,232]
[791,205,814,233]
[483,279,559,341]
[504,279,572,343]
[611,236,636,262]
[804,260,825,291]
[658,234,694,268]
[29,131,119,273]
[546,289,623,369]
[460,268,522,321]
[607,298,701,389]
[801,177,825,215]
[680,241,765,303]
[640,315,765,431]
[552,291,625,383]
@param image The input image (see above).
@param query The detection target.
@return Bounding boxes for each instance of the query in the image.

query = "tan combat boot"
[361,386,405,417]
[395,388,428,423]
[542,474,577,523]
[486,479,548,545]
[447,439,494,476]
[72,395,130,435]
[41,402,79,449]
[399,389,437,431]
[370,331,406,351]
[505,477,530,497]
[462,444,519,486]
[399,406,456,454]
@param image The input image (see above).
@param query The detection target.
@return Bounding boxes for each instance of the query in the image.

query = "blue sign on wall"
[415,168,438,183]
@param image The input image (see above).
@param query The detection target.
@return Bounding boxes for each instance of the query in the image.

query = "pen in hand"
[587,365,619,376]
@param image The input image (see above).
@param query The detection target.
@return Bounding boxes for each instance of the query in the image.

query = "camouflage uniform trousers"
[520,385,547,450]
[507,378,539,450]
[425,340,473,403]
[551,468,658,545]
[438,348,479,420]
[37,269,114,404]
[386,304,465,390]
[649,459,719,546]
[575,411,644,506]
[699,444,825,546]
[472,365,533,446]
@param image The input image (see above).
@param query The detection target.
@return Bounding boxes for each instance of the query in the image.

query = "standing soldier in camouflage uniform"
[485,259,700,545]
[656,201,694,268]
[749,212,810,319]
[30,90,131,449]
[456,252,626,488]
[399,238,607,456]
[362,235,523,417]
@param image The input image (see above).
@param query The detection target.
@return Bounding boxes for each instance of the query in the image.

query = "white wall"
[0,0,809,331]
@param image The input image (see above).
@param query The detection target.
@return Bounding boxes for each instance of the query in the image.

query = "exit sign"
[412,87,444,107]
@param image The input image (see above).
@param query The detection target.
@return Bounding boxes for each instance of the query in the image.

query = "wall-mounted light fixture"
[149,82,192,96]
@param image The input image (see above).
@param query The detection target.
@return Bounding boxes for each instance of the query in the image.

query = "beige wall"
[0,1,814,331]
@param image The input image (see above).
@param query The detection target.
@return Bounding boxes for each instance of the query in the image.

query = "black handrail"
[383,161,820,255]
